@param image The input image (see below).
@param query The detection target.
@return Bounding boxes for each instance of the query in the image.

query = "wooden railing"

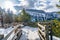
[38,23,49,40]
[1,24,22,40]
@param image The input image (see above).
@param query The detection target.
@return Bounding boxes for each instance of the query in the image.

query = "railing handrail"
[38,23,49,40]
[38,23,45,30]
[2,24,21,40]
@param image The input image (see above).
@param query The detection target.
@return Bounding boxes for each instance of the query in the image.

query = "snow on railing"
[0,24,22,40]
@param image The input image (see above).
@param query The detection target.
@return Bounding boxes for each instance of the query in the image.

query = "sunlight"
[3,1,16,14]
[4,1,13,9]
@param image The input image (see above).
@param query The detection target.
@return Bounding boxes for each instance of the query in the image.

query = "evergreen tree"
[52,20,60,37]
[18,8,31,22]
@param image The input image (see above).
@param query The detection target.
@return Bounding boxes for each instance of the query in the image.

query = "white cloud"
[44,7,58,12]
[16,0,37,9]
[5,1,16,13]
[19,0,25,1]
[17,0,29,7]
[0,0,60,13]
[34,1,44,10]
[4,1,13,9]
[34,0,60,12]
[46,0,60,12]
[0,1,17,14]
[34,0,47,10]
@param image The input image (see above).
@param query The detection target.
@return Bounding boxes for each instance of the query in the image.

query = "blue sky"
[0,0,60,13]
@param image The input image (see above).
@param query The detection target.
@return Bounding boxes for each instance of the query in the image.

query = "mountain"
[14,6,45,13]
[26,9,45,13]
[14,6,23,11]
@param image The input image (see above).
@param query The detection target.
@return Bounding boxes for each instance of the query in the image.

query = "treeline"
[0,8,32,24]
[14,9,37,27]
[0,9,13,23]
[0,8,37,27]
[14,9,31,22]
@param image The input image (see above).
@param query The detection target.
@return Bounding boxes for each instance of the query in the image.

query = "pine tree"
[18,8,31,22]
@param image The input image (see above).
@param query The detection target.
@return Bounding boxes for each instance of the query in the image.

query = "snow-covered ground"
[0,26,60,40]
[19,26,60,40]
[0,27,14,37]
[53,36,60,40]
[19,26,40,40]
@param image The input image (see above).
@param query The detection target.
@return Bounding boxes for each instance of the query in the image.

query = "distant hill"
[14,6,23,11]
[26,9,45,13]
[14,6,45,13]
